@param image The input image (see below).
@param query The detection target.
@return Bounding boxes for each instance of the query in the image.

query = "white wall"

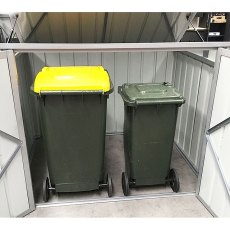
[199,52,230,217]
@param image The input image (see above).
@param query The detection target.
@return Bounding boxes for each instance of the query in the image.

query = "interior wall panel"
[190,64,213,167]
[173,52,213,171]
[27,51,174,135]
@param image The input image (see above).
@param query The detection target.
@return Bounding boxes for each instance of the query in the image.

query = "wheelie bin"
[32,66,114,201]
[118,82,185,196]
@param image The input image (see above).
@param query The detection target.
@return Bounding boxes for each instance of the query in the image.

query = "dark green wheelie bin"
[32,66,114,201]
[118,82,185,196]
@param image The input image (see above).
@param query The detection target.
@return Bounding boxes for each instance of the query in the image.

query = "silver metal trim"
[6,50,36,215]
[0,130,22,180]
[0,42,230,53]
[196,48,230,196]
[36,192,195,208]
[180,51,215,67]
[207,117,230,134]
[196,194,217,217]
[17,207,35,217]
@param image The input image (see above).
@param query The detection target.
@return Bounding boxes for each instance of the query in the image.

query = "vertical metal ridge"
[153,52,157,83]
[108,13,114,43]
[164,51,169,82]
[73,52,76,66]
[195,68,213,168]
[94,13,97,43]
[46,14,53,43]
[44,53,47,66]
[180,59,188,149]
[184,62,195,158]
[137,13,149,43]
[127,52,131,83]
[58,53,61,66]
[101,13,108,43]
[31,53,35,77]
[100,52,102,65]
[79,13,82,43]
[87,52,89,65]
[62,13,68,43]
[151,13,163,42]
[123,13,131,43]
[189,63,203,164]
[140,52,144,83]
[177,57,187,146]
[172,52,178,85]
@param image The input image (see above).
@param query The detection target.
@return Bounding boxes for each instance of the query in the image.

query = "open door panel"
[0,51,35,217]
[198,48,230,217]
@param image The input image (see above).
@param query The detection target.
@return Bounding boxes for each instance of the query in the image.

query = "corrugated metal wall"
[15,51,175,158]
[16,13,174,43]
[27,51,174,133]
[173,52,214,171]
[11,12,195,43]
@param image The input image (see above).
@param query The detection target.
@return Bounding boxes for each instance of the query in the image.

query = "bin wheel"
[122,172,130,196]
[168,169,180,193]
[43,177,50,202]
[106,175,113,197]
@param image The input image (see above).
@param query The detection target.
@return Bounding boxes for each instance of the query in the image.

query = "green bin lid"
[118,83,185,106]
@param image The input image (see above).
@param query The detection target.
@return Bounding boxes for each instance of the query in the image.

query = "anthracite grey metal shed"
[0,12,230,217]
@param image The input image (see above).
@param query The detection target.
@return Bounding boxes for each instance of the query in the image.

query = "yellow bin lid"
[33,66,110,93]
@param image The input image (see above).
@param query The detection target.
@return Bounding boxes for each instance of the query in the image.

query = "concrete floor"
[27,195,212,217]
[28,135,210,217]
[30,135,197,204]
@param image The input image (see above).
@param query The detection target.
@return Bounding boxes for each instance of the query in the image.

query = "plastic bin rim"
[118,84,185,107]
[31,78,114,96]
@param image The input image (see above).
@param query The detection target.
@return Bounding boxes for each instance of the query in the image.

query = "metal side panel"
[173,52,214,172]
[0,51,35,217]
[190,64,213,168]
[199,48,230,217]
